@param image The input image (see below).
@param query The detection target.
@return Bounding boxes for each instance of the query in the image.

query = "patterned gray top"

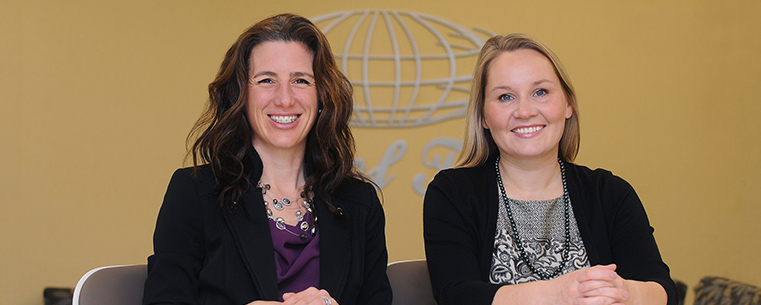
[490,190,589,284]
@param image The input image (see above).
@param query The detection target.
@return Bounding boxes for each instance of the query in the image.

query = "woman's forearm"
[492,280,547,305]
[492,279,581,305]
[490,266,668,305]
[624,280,667,305]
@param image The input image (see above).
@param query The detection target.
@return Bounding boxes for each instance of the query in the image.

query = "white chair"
[72,264,147,305]
[387,259,437,305]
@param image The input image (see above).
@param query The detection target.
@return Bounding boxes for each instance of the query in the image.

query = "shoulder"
[155,166,217,236]
[424,163,496,221]
[427,163,493,198]
[332,177,379,208]
[437,165,488,179]
[564,162,640,213]
[330,177,385,222]
[564,162,633,192]
[433,164,490,186]
[166,164,217,197]
[171,164,213,179]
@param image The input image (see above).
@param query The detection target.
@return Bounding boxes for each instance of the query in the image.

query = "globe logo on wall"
[312,10,494,128]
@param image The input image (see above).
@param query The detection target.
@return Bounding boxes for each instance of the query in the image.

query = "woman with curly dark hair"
[143,14,392,305]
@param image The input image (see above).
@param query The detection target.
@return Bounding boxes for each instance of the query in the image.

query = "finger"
[577,266,620,283]
[598,264,617,270]
[589,270,626,290]
[578,280,615,293]
[318,289,337,305]
[284,289,336,305]
[319,295,337,305]
[281,287,321,304]
[581,286,629,301]
[575,295,619,305]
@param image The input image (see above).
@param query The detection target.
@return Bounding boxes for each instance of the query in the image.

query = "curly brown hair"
[187,13,363,215]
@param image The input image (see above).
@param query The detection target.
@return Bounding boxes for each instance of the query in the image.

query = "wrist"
[492,280,554,305]
[623,280,667,305]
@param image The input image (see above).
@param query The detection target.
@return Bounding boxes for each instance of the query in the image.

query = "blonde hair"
[456,33,580,168]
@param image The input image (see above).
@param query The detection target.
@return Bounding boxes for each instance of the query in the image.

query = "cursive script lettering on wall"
[356,137,462,197]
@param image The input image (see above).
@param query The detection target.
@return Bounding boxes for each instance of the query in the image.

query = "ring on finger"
[321,296,332,305]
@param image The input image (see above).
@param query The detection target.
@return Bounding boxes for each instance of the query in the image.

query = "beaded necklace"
[257,181,317,240]
[495,156,571,280]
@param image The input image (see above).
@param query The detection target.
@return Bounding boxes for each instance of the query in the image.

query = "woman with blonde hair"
[424,33,677,305]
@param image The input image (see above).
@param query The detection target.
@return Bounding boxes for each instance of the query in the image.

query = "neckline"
[504,195,563,204]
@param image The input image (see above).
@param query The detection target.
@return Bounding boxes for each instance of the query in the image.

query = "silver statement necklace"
[257,181,317,240]
[495,156,571,280]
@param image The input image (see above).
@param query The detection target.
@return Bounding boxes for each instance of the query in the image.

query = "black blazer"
[143,156,392,305]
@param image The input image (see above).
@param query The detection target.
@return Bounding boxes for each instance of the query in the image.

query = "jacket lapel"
[317,196,352,298]
[223,186,279,300]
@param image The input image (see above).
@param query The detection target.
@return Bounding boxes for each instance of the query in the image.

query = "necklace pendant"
[300,221,310,231]
[273,199,285,210]
[258,182,271,195]
[282,197,291,206]
[275,217,286,231]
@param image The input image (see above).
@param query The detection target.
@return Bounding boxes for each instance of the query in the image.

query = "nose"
[273,82,295,107]
[513,98,536,119]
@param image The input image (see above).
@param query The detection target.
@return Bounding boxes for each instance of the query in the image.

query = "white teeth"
[512,126,543,134]
[270,115,299,124]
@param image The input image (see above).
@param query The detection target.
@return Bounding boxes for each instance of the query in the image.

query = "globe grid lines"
[312,10,494,128]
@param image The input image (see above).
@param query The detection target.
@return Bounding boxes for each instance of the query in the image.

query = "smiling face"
[482,48,573,162]
[246,41,318,156]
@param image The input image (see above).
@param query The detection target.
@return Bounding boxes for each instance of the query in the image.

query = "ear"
[482,116,490,129]
[565,102,573,119]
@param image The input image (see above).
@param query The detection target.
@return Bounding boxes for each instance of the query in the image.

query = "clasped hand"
[247,287,338,305]
[554,264,630,305]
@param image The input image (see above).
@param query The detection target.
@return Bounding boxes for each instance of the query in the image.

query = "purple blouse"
[268,211,320,301]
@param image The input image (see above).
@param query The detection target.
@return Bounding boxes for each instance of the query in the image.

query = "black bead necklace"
[495,156,571,280]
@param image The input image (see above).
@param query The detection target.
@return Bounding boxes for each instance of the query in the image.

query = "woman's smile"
[269,114,301,125]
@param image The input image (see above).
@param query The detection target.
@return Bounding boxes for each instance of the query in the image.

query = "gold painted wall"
[2,1,759,304]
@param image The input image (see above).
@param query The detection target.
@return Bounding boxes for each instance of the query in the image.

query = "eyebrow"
[489,79,553,92]
[251,71,315,79]
[291,71,315,79]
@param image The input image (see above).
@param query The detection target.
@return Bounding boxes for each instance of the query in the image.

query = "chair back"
[387,259,437,305]
[694,276,761,305]
[72,264,147,305]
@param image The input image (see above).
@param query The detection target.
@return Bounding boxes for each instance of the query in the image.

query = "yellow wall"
[2,1,760,304]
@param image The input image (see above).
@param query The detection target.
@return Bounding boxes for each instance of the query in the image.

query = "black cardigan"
[143,152,392,305]
[423,156,677,305]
